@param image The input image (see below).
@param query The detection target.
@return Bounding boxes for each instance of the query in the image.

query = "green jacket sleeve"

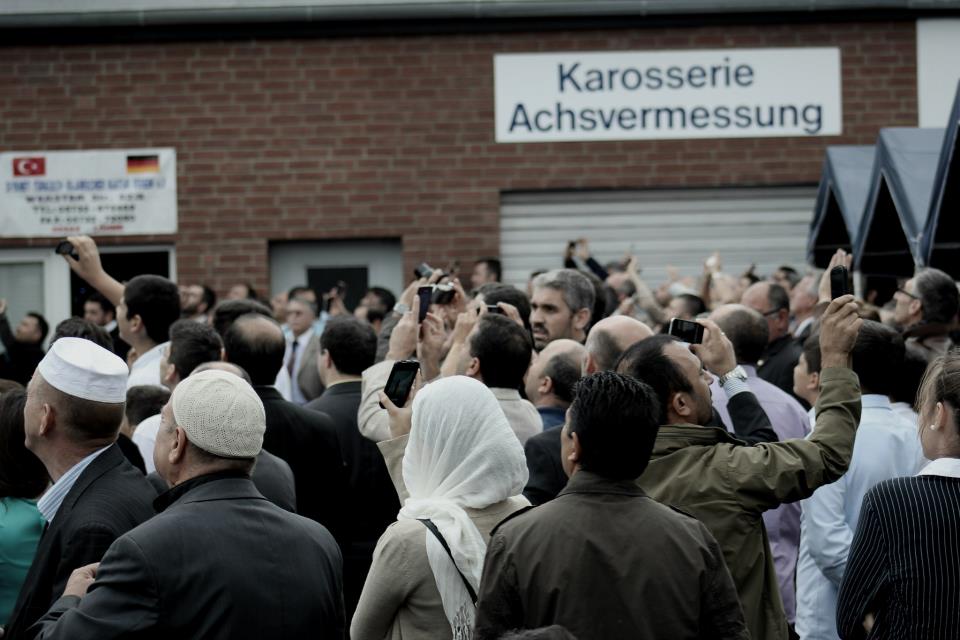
[723,367,862,512]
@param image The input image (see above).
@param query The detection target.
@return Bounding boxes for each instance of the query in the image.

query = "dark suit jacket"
[144,449,297,513]
[758,334,804,400]
[837,475,960,640]
[31,474,345,640]
[255,386,346,539]
[522,391,778,506]
[4,444,156,640]
[305,381,399,619]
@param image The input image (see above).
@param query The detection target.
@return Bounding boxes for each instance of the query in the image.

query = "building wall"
[0,20,917,295]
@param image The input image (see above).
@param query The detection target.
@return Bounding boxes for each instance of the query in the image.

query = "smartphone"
[380,359,420,409]
[54,240,79,260]
[416,286,433,323]
[668,318,704,344]
[830,266,850,299]
[485,304,505,315]
[325,280,348,312]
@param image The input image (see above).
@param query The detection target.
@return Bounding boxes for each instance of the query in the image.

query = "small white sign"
[1,148,177,237]
[495,48,842,143]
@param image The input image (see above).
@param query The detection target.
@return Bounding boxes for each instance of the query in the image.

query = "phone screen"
[830,266,850,299]
[416,286,433,323]
[668,318,704,344]
[382,361,419,408]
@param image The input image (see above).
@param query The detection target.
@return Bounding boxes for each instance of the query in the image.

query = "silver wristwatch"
[717,365,748,386]
[392,302,410,315]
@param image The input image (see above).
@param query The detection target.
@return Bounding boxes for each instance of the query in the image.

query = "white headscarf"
[398,376,528,637]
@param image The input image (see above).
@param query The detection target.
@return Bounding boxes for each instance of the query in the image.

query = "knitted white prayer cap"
[171,369,265,459]
[37,337,128,403]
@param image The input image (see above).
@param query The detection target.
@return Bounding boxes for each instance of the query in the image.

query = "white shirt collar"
[104,320,117,333]
[917,457,960,479]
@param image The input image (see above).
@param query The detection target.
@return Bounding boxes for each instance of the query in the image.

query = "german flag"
[126,154,160,174]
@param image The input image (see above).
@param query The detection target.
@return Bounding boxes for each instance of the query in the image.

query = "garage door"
[500,187,816,288]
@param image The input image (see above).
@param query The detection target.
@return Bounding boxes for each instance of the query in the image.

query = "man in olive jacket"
[612,296,863,640]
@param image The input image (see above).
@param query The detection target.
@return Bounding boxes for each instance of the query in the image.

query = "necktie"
[286,339,299,378]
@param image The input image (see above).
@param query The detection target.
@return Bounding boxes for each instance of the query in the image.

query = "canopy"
[853,127,944,277]
[807,145,875,267]
[921,80,960,277]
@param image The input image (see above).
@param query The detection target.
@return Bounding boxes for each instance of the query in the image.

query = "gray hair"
[532,269,596,316]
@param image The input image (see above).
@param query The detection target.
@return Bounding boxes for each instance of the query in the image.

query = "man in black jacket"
[4,338,155,640]
[305,317,399,622]
[29,369,345,639]
[0,300,47,386]
[222,313,347,539]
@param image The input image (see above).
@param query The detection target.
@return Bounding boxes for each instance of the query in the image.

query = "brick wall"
[0,20,918,295]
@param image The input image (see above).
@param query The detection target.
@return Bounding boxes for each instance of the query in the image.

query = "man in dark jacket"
[0,300,47,386]
[29,369,345,639]
[5,338,156,640]
[222,313,346,539]
[742,281,804,399]
[306,317,399,622]
[475,371,749,639]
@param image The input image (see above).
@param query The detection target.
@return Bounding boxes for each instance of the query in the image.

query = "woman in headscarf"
[351,376,529,640]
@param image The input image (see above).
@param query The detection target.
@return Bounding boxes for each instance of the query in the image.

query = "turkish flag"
[13,157,45,176]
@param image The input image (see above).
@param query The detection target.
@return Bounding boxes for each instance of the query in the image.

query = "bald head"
[222,314,286,386]
[741,281,790,343]
[192,361,252,384]
[710,304,768,365]
[584,315,654,374]
[525,339,586,407]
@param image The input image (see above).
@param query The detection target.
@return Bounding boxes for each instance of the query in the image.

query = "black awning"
[807,145,874,268]
[853,127,944,278]
[921,80,960,278]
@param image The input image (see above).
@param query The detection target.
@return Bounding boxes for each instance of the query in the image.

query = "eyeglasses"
[896,288,919,300]
[761,309,783,317]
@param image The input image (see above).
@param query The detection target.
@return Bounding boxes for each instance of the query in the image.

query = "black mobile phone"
[668,318,704,344]
[830,266,850,299]
[380,359,420,409]
[54,240,79,260]
[485,304,505,315]
[416,286,433,323]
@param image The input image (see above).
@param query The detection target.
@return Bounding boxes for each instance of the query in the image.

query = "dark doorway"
[307,267,368,312]
[69,251,170,317]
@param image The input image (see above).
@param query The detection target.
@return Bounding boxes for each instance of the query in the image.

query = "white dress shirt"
[126,341,168,389]
[275,329,314,405]
[131,413,162,474]
[796,394,928,640]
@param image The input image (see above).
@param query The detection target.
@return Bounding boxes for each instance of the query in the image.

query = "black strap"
[418,519,478,604]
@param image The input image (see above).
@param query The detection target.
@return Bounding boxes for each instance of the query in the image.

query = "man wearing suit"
[223,313,346,539]
[82,293,129,360]
[306,317,399,622]
[4,338,156,640]
[29,370,345,639]
[276,295,324,404]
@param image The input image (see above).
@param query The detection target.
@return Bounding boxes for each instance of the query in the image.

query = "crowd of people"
[0,233,958,639]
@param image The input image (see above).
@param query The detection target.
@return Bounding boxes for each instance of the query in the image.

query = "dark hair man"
[524,339,586,430]
[792,332,822,426]
[614,297,864,640]
[0,300,48,386]
[29,370,345,639]
[281,295,324,405]
[227,282,259,301]
[50,318,113,352]
[665,293,707,322]
[893,267,959,361]
[354,287,396,335]
[529,269,595,351]
[83,292,128,360]
[223,313,346,540]
[305,317,398,621]
[181,284,217,322]
[741,281,804,399]
[475,372,749,640]
[471,258,502,290]
[794,320,926,639]
[130,320,223,475]
[447,313,541,444]
[709,304,811,628]
[211,298,273,339]
[475,283,532,332]
[5,339,156,639]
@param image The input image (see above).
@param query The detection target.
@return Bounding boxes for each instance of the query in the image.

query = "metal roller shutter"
[500,187,816,288]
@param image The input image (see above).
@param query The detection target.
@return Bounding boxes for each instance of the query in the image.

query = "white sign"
[495,48,842,143]
[1,148,177,237]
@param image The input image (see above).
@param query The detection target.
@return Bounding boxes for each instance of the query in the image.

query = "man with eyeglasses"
[893,268,959,362]
[741,281,805,401]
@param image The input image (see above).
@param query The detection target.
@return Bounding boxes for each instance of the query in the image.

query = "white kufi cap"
[37,337,128,403]
[171,369,265,459]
